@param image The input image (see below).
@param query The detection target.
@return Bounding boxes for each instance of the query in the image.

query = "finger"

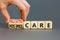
[11,1,27,21]
[21,0,30,17]
[21,0,30,9]
[1,6,10,23]
[15,19,23,23]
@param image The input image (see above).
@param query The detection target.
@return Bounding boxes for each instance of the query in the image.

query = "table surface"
[0,23,60,40]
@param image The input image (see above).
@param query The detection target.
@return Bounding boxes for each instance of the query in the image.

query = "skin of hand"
[0,0,30,23]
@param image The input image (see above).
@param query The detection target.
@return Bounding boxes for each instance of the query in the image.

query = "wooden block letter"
[24,21,30,29]
[30,21,38,29]
[38,21,45,29]
[46,21,52,29]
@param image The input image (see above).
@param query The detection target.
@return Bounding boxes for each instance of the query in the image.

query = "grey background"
[0,0,60,40]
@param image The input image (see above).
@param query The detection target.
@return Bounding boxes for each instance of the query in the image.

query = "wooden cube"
[46,21,52,29]
[15,19,23,29]
[8,23,16,29]
[16,23,23,29]
[23,21,30,29]
[37,21,46,29]
[30,21,38,29]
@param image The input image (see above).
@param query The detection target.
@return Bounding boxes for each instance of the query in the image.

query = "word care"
[8,21,52,29]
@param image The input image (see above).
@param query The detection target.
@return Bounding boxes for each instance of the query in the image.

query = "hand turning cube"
[8,19,23,29]
[8,19,52,29]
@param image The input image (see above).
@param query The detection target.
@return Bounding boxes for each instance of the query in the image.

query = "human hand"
[0,0,30,23]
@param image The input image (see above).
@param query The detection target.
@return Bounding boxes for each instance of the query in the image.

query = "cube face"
[38,21,46,29]
[16,23,23,29]
[46,21,52,29]
[8,23,16,29]
[23,21,30,29]
[30,21,38,29]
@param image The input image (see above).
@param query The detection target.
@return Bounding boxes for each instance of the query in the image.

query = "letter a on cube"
[30,21,38,29]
